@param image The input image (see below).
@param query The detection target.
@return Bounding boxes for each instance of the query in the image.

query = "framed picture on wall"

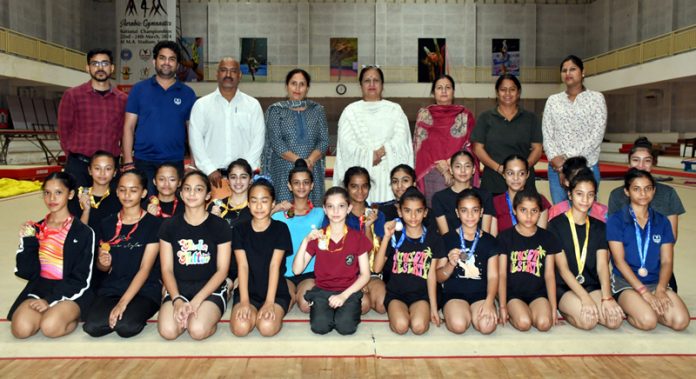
[418,38,446,83]
[492,39,520,76]
[240,37,268,81]
[330,38,358,82]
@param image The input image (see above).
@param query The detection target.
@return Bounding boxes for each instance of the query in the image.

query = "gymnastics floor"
[0,179,694,361]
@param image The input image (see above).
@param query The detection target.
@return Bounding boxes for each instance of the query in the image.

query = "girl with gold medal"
[69,151,121,231]
[548,168,624,330]
[146,163,183,219]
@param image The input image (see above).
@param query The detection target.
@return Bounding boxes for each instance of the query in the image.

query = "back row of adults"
[58,40,606,206]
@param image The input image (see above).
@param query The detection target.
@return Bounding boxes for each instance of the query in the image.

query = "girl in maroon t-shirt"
[293,187,372,335]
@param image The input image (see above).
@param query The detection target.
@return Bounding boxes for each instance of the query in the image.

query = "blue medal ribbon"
[390,218,427,250]
[506,191,517,226]
[628,207,651,273]
[458,227,480,258]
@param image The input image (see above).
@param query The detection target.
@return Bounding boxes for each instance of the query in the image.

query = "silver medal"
[576,274,585,285]
[638,267,648,277]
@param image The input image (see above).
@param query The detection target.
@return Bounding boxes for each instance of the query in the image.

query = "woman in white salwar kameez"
[333,66,414,203]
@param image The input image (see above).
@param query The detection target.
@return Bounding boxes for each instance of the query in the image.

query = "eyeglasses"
[89,61,112,68]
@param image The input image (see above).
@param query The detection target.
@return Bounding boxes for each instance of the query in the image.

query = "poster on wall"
[418,38,446,83]
[116,0,176,86]
[178,37,204,82]
[492,39,520,76]
[240,38,268,81]
[330,38,358,82]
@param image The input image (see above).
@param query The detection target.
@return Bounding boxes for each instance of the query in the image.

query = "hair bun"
[634,136,652,149]
[294,159,308,169]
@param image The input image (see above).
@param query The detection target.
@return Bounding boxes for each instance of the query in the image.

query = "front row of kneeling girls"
[8,164,689,340]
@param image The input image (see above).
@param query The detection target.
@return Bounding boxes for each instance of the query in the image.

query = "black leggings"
[83,295,159,338]
[304,287,363,335]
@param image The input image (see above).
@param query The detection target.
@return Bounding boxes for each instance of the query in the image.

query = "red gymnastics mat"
[0,165,62,181]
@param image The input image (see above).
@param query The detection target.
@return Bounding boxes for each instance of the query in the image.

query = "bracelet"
[636,286,648,295]
[171,295,188,304]
[601,297,615,302]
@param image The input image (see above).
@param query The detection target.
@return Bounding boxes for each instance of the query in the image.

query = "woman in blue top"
[263,69,329,205]
[272,159,326,313]
[607,168,690,331]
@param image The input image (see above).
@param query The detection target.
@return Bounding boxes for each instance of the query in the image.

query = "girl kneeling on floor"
[158,171,232,340]
[83,170,162,338]
[231,176,293,337]
[548,168,624,330]
[498,187,560,331]
[9,172,95,339]
[607,168,690,331]
[437,189,499,334]
[293,187,372,335]
[374,187,443,335]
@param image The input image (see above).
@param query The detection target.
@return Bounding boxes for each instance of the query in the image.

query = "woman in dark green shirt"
[472,74,543,195]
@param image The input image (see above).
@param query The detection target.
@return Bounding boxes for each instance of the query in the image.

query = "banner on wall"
[330,38,358,82]
[492,39,520,76]
[116,0,176,85]
[418,38,446,83]
[240,38,268,82]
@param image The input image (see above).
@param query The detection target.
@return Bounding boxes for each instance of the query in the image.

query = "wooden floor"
[1,356,695,378]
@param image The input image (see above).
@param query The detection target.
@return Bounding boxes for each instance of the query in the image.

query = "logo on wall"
[124,0,167,17]
[140,67,150,79]
[139,49,152,61]
[121,66,131,80]
[121,49,133,62]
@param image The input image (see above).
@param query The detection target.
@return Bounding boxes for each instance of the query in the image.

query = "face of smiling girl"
[228,166,252,196]
[180,175,209,208]
[390,169,414,200]
[288,172,313,200]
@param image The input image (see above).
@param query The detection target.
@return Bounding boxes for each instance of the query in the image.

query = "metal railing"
[0,27,85,71]
[585,24,696,76]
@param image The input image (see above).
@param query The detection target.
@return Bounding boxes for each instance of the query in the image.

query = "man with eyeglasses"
[57,48,127,187]
[121,40,196,195]
[188,57,264,196]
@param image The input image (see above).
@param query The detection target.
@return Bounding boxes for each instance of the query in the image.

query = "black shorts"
[232,292,291,315]
[383,291,429,309]
[507,289,547,305]
[557,284,601,304]
[286,272,315,287]
[440,291,487,308]
[7,277,94,321]
[163,280,229,315]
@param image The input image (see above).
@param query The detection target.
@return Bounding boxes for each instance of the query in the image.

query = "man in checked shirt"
[58,48,127,187]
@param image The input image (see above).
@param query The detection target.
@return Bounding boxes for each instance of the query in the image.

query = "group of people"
[9,41,690,340]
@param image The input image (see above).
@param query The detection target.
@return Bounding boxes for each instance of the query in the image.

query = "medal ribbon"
[35,214,73,241]
[505,191,517,226]
[324,225,348,253]
[390,218,427,249]
[104,209,144,246]
[629,207,651,272]
[565,210,589,277]
[79,186,110,210]
[285,200,314,219]
[458,227,480,257]
[219,198,246,218]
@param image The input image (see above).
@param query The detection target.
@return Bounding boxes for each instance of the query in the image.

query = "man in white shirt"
[189,57,265,190]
